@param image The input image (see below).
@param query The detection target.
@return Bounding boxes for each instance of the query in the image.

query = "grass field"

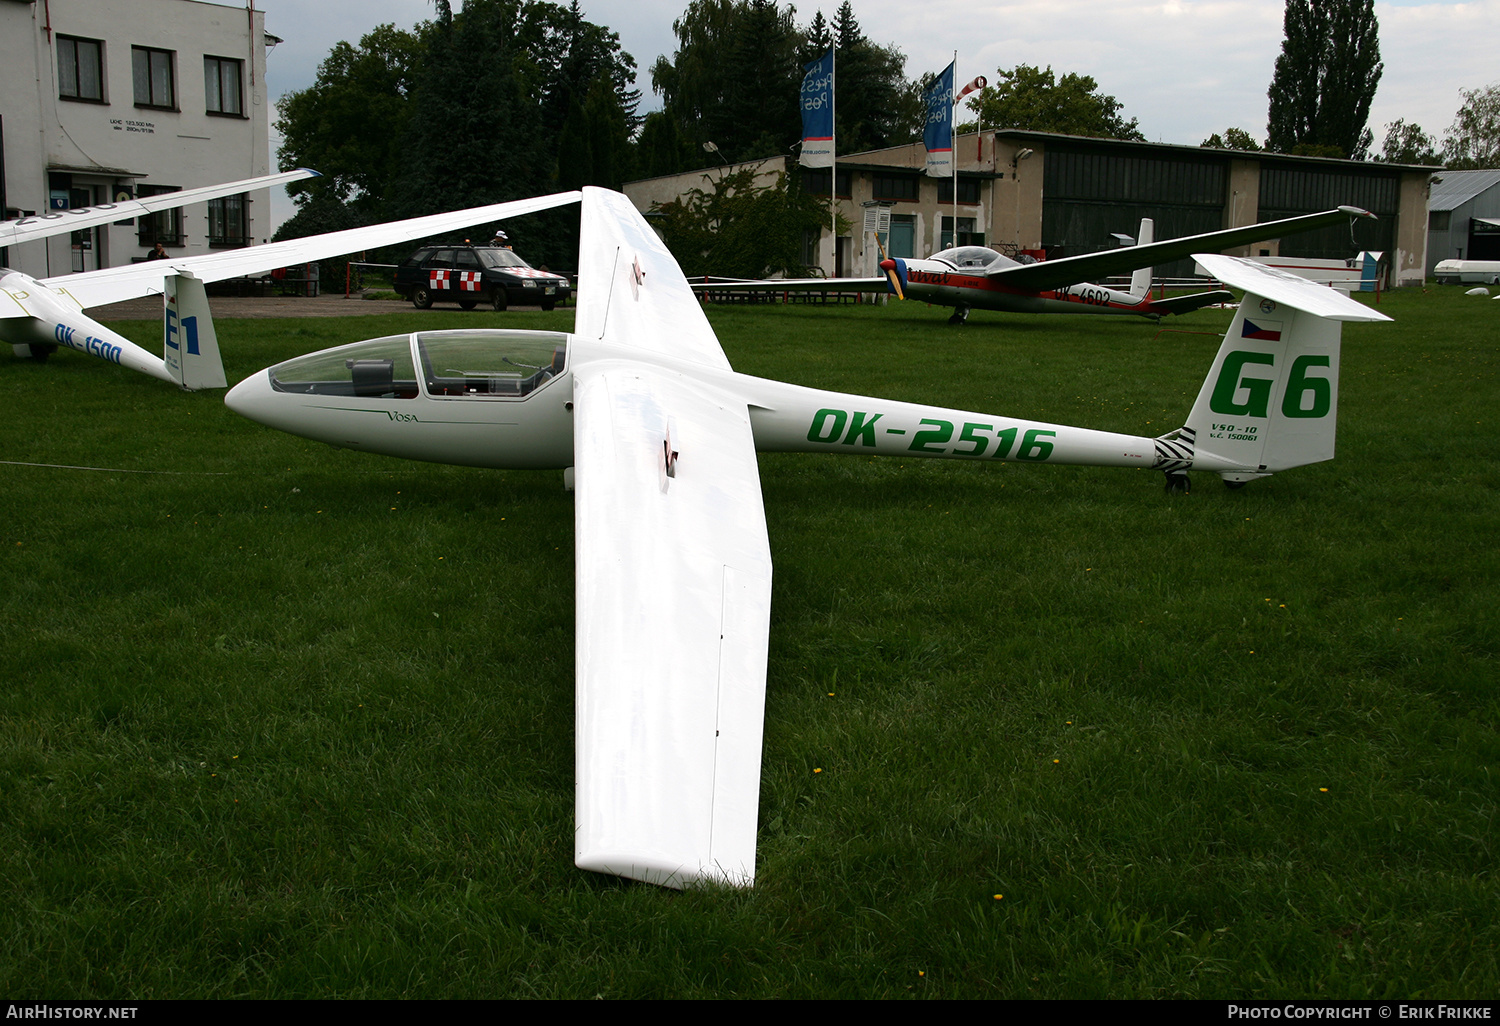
[1,287,1495,998]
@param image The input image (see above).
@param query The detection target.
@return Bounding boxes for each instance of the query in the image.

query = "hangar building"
[1425,169,1500,274]
[625,128,1436,288]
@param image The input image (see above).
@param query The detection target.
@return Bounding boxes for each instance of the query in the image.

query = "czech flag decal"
[1241,318,1283,341]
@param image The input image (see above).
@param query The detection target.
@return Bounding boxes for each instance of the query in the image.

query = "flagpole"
[952,50,958,250]
[830,44,837,273]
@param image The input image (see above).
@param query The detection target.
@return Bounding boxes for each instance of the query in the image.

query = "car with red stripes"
[393,245,571,311]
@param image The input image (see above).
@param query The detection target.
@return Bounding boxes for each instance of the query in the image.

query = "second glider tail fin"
[1128,218,1154,300]
[1173,254,1390,485]
[163,272,226,390]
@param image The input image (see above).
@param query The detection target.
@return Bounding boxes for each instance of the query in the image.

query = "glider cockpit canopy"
[268,330,569,400]
[928,245,1018,272]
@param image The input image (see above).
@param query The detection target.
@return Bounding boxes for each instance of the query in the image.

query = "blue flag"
[923,62,954,177]
[800,49,834,168]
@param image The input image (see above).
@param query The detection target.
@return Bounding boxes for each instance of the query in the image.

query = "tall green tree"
[274,23,428,215]
[958,64,1144,141]
[823,2,913,154]
[650,0,802,168]
[1265,0,1383,159]
[1442,84,1500,170]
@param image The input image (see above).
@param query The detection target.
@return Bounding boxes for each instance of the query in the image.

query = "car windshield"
[475,248,534,270]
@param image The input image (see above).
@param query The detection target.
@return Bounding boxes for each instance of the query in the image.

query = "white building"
[1,0,276,279]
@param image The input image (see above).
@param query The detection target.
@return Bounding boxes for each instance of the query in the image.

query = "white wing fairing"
[224,188,1392,889]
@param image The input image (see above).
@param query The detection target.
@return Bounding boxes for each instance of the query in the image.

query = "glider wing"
[41,191,583,310]
[570,187,773,887]
[989,207,1376,293]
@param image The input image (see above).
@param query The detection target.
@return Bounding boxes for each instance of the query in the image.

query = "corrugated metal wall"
[1042,146,1227,278]
[1259,164,1396,257]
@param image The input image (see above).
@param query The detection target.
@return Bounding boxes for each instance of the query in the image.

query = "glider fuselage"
[225,329,1250,476]
[1,269,172,381]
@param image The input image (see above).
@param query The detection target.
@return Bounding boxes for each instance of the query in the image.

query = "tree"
[651,168,829,278]
[1265,0,1383,160]
[650,1,802,167]
[275,1,638,271]
[1377,119,1440,164]
[1202,127,1262,151]
[274,23,428,215]
[1442,84,1500,170]
[823,2,913,153]
[959,64,1144,141]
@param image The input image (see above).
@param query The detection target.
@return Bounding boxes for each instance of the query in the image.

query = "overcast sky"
[251,0,1499,226]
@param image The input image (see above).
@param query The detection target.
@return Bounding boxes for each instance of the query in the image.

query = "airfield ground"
[1,288,1494,998]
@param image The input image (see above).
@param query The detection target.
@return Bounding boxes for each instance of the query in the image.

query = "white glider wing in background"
[571,189,773,887]
[0,170,320,249]
[43,190,585,311]
[3,190,582,388]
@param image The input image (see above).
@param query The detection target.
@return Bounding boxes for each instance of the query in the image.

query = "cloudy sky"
[251,0,1498,224]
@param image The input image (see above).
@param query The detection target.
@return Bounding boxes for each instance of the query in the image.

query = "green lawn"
[1,287,1495,998]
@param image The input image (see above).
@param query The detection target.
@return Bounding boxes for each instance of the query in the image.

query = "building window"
[208,194,248,247]
[937,177,980,204]
[1428,210,1450,232]
[137,184,183,246]
[58,36,105,102]
[204,56,243,116]
[801,168,851,198]
[871,173,921,202]
[132,47,176,109]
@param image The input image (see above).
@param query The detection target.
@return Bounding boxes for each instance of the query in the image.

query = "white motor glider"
[693,206,1376,324]
[226,187,1390,889]
[1,189,582,389]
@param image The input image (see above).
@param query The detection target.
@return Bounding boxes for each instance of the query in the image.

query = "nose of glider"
[225,368,277,427]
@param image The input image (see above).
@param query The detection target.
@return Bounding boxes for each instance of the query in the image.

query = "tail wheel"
[459,300,478,310]
[28,343,56,362]
[412,287,434,309]
[491,289,508,312]
[541,300,556,312]
[1163,470,1191,494]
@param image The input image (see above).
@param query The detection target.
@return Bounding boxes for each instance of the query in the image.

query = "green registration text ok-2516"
[807,409,1057,461]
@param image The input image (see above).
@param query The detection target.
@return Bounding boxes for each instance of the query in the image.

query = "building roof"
[1429,169,1500,211]
[966,129,1437,172]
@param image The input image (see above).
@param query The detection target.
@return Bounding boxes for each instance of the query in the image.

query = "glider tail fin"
[1169,255,1389,484]
[163,272,227,390]
[1128,218,1154,300]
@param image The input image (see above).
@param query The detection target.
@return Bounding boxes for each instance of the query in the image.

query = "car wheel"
[491,289,508,312]
[459,300,478,310]
[413,286,434,309]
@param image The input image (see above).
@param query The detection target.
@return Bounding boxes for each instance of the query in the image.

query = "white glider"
[2,190,583,388]
[226,187,1390,888]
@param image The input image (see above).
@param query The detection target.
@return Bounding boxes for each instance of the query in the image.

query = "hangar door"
[1259,165,1396,257]
[1042,145,1227,279]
